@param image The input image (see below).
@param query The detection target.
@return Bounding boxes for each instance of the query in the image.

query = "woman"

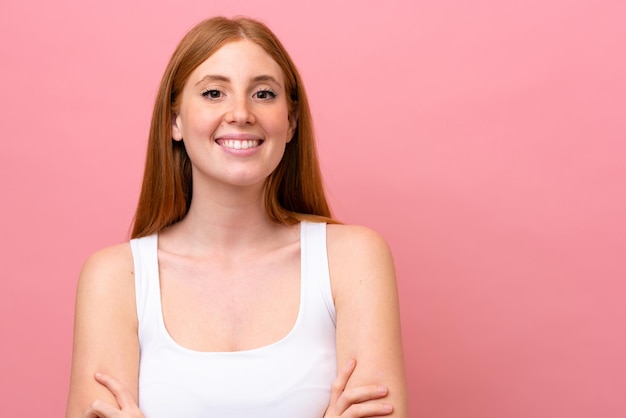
[66,16,407,417]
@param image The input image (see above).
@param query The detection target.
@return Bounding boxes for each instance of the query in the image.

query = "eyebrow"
[194,74,281,86]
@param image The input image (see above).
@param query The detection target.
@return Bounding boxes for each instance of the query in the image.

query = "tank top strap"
[300,221,337,326]
[129,234,160,342]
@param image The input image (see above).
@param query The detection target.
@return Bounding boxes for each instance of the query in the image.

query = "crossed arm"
[66,225,407,417]
[76,358,393,417]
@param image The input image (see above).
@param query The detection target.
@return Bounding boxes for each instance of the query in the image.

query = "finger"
[333,384,389,415]
[94,372,137,410]
[330,359,357,406]
[343,402,393,418]
[82,399,122,417]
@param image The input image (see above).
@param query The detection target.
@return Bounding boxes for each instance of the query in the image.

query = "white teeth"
[221,139,260,149]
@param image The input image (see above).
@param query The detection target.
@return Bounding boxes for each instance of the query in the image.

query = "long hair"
[131,17,335,238]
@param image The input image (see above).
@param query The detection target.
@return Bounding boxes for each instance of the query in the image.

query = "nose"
[224,95,255,125]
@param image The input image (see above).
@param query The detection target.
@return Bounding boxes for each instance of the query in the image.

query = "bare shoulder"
[326,223,391,251]
[79,242,134,287]
[326,224,395,295]
[73,240,138,343]
[74,241,138,346]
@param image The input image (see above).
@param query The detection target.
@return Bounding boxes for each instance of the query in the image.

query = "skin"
[66,39,407,417]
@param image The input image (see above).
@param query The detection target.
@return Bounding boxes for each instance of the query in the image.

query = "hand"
[324,359,394,417]
[81,373,145,418]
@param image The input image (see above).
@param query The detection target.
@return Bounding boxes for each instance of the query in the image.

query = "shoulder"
[325,224,396,300]
[79,242,134,289]
[76,242,136,319]
[326,223,391,255]
[326,224,394,270]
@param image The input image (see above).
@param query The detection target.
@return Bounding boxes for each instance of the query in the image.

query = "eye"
[202,89,222,99]
[253,89,277,100]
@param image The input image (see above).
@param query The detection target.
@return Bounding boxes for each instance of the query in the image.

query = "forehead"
[189,39,285,85]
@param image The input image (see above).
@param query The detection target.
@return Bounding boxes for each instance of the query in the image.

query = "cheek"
[265,110,292,137]
[186,109,221,135]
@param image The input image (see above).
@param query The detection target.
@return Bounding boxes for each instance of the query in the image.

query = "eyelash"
[253,89,277,100]
[200,88,277,100]
[201,89,222,99]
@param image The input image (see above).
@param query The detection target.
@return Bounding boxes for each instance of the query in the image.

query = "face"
[172,39,296,190]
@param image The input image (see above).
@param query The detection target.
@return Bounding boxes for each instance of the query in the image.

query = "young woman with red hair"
[66,16,407,418]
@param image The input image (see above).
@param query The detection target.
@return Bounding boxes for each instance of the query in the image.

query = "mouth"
[215,134,264,150]
[216,138,263,150]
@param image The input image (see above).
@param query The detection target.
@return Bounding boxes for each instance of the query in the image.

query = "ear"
[287,105,299,143]
[171,112,183,141]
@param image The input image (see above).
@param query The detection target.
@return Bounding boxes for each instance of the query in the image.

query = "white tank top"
[130,221,337,417]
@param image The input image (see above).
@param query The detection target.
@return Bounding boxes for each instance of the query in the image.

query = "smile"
[216,139,262,150]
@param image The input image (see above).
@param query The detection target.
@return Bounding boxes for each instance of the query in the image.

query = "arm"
[325,359,394,417]
[66,244,140,418]
[327,225,408,417]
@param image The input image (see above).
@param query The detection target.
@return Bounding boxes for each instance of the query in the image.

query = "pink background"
[1,0,625,416]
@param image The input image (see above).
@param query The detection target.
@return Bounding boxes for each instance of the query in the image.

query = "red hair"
[131,17,336,238]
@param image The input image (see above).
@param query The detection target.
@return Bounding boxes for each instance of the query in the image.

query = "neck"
[161,179,288,256]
